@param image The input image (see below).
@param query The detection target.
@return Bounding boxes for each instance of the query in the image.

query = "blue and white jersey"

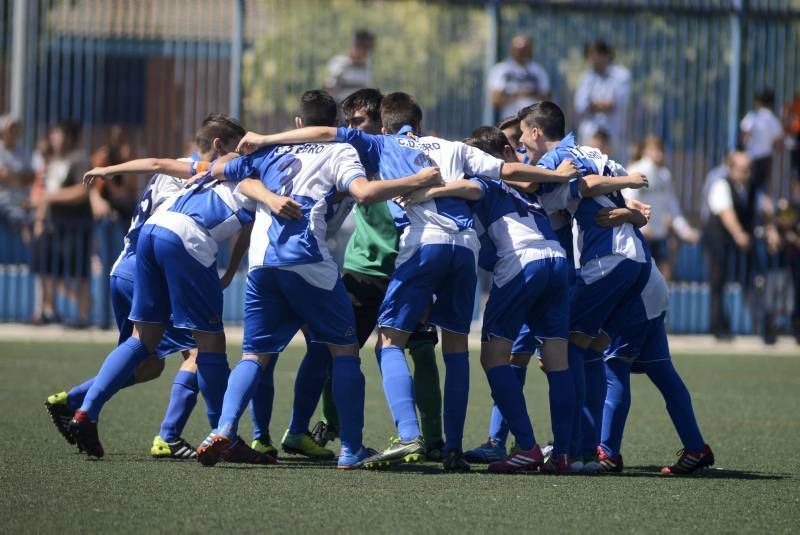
[335,126,504,243]
[224,142,366,290]
[147,174,256,268]
[470,177,565,287]
[536,132,649,281]
[110,161,194,280]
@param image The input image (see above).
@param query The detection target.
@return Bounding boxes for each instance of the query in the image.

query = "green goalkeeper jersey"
[342,201,399,279]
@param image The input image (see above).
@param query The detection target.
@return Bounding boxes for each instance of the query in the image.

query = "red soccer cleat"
[488,445,544,474]
[661,444,715,475]
[221,436,277,465]
[68,410,104,458]
[196,433,231,467]
[596,446,623,473]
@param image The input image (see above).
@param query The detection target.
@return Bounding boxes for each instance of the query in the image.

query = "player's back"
[147,173,256,268]
[111,170,186,279]
[225,142,364,269]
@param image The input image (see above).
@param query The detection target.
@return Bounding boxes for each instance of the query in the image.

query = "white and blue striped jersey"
[111,159,196,280]
[536,132,649,281]
[470,177,565,287]
[223,142,366,289]
[335,126,504,241]
[146,174,256,268]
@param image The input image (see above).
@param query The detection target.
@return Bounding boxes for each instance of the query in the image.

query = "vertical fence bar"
[727,0,743,150]
[230,0,244,119]
[482,0,500,127]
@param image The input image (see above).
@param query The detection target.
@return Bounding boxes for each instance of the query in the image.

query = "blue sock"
[582,356,607,456]
[546,369,576,456]
[443,352,469,452]
[332,355,365,453]
[645,360,705,451]
[216,359,263,439]
[195,352,230,429]
[568,343,587,457]
[600,359,632,456]
[67,378,95,411]
[486,365,535,450]
[487,364,526,445]
[289,343,330,435]
[249,357,277,441]
[80,338,150,421]
[379,346,420,441]
[159,370,198,442]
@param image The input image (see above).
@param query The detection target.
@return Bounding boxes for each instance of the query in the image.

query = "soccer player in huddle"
[65,116,289,465]
[45,115,253,460]
[194,90,444,469]
[284,89,446,459]
[523,101,713,474]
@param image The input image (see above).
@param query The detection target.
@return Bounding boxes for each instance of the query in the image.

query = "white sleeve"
[606,159,628,177]
[460,142,503,180]
[707,179,733,215]
[614,66,631,106]
[330,145,367,192]
[768,114,785,141]
[232,182,258,213]
[740,111,754,133]
[538,183,572,214]
[487,62,506,92]
[326,55,348,88]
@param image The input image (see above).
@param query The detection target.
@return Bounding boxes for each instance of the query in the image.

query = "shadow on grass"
[610,465,790,480]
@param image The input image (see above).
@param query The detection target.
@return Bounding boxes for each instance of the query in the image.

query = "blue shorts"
[511,323,537,355]
[378,244,477,335]
[569,259,651,337]
[110,274,195,358]
[243,267,357,355]
[604,313,671,373]
[483,257,569,346]
[129,225,224,332]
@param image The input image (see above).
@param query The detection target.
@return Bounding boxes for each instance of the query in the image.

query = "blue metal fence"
[1,0,798,333]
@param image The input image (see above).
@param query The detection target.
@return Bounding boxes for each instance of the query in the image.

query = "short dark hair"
[380,92,422,134]
[756,88,775,108]
[354,29,375,47]
[585,39,613,59]
[591,128,611,145]
[341,88,383,124]
[497,115,520,131]
[463,126,508,159]
[300,90,338,127]
[194,114,245,153]
[517,101,565,141]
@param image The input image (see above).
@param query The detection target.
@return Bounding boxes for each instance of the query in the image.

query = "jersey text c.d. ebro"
[223,142,365,280]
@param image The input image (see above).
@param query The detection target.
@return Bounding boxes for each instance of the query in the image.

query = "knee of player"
[589,332,610,353]
[509,352,533,368]
[328,343,360,358]
[134,356,165,383]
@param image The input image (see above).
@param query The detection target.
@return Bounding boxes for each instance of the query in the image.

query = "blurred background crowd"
[0,0,798,343]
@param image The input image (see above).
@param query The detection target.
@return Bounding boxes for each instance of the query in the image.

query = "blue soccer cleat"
[337,446,378,470]
[464,439,507,464]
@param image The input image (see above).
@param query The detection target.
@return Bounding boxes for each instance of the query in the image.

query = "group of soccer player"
[44,86,715,475]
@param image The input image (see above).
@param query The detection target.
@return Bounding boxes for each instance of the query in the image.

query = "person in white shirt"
[574,40,631,159]
[626,135,699,280]
[325,30,375,103]
[702,151,754,338]
[487,35,551,121]
[740,89,785,192]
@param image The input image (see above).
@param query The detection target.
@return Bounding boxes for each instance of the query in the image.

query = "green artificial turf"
[0,341,798,533]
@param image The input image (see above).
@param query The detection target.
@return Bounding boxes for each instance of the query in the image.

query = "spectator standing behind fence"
[30,121,92,327]
[626,135,699,280]
[487,36,550,122]
[575,40,631,160]
[702,151,754,339]
[325,30,375,103]
[89,125,138,228]
[0,115,34,232]
[741,89,784,193]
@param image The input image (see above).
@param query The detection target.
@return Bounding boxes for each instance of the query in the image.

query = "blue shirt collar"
[557,132,576,149]
[398,125,416,136]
